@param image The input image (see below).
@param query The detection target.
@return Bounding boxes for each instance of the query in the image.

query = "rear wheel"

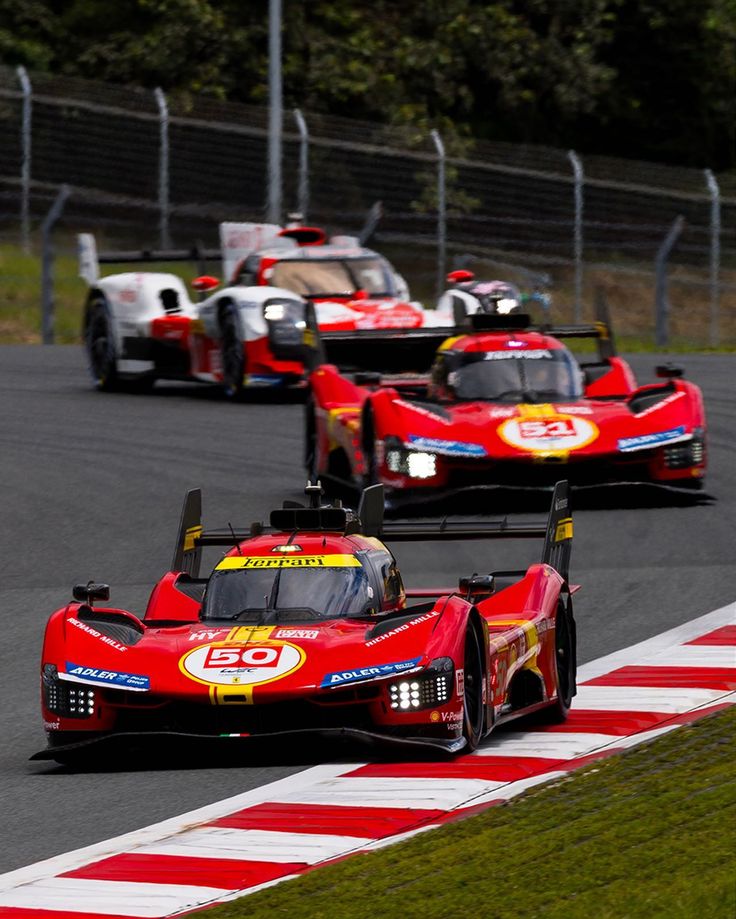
[84,296,119,391]
[542,600,576,723]
[219,303,245,399]
[462,622,485,752]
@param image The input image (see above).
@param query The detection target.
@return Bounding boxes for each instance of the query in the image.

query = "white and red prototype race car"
[78,223,439,397]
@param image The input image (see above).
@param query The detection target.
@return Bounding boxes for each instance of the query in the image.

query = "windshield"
[271,257,394,298]
[450,349,582,402]
[202,558,375,622]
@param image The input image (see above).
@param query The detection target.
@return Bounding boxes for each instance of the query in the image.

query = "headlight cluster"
[664,434,704,469]
[263,300,305,328]
[385,449,437,480]
[388,659,453,711]
[42,664,96,719]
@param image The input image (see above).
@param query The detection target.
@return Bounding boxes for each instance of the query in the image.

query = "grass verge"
[205,706,736,919]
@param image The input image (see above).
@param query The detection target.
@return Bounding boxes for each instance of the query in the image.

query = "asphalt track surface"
[1,344,734,874]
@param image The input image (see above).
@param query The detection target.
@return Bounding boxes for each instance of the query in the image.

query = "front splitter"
[31,726,467,762]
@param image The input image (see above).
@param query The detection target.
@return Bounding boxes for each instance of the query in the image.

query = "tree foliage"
[0,0,733,168]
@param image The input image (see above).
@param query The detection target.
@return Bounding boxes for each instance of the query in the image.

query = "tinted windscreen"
[271,258,393,297]
[202,563,374,622]
[451,350,582,401]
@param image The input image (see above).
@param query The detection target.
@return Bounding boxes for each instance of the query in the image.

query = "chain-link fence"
[1,64,734,347]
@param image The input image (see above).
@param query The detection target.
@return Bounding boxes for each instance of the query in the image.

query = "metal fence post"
[430,129,446,301]
[41,185,71,345]
[267,0,283,223]
[154,87,171,249]
[17,66,32,253]
[704,169,721,348]
[654,215,685,349]
[293,108,309,220]
[567,149,584,322]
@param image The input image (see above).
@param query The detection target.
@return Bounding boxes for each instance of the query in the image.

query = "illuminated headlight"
[385,448,437,479]
[388,662,453,711]
[407,452,436,479]
[496,297,518,314]
[664,433,705,469]
[386,449,402,473]
[264,303,286,321]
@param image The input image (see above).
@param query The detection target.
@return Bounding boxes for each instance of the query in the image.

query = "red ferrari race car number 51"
[498,412,599,452]
[518,418,576,439]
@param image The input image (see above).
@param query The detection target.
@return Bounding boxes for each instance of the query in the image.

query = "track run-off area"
[1,345,735,898]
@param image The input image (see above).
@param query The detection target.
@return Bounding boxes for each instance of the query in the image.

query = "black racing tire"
[219,302,245,399]
[304,394,319,481]
[462,621,485,752]
[540,599,577,724]
[84,295,119,391]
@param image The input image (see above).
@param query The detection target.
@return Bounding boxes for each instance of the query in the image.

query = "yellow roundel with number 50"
[498,411,599,454]
[180,640,305,687]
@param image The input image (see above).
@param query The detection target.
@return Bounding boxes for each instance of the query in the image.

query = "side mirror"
[354,371,382,386]
[459,574,495,597]
[192,275,220,293]
[655,364,684,379]
[446,269,474,285]
[73,582,110,605]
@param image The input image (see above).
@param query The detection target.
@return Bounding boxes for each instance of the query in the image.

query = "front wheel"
[541,600,576,723]
[219,304,245,399]
[84,296,119,391]
[462,623,485,752]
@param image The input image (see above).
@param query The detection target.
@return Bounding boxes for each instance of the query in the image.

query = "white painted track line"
[0,876,229,915]
[573,685,728,712]
[136,827,373,864]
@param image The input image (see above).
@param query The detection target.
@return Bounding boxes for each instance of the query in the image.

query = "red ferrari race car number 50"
[180,641,306,687]
[204,646,282,668]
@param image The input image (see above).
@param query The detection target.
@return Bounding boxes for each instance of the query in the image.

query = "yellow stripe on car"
[183,525,203,552]
[216,554,361,570]
[555,517,573,541]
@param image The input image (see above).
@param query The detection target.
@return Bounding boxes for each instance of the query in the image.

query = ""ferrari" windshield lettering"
[216,554,361,570]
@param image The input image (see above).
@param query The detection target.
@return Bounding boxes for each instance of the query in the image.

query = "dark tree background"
[0,0,734,169]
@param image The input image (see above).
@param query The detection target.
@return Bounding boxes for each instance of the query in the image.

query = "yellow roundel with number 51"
[498,409,599,454]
